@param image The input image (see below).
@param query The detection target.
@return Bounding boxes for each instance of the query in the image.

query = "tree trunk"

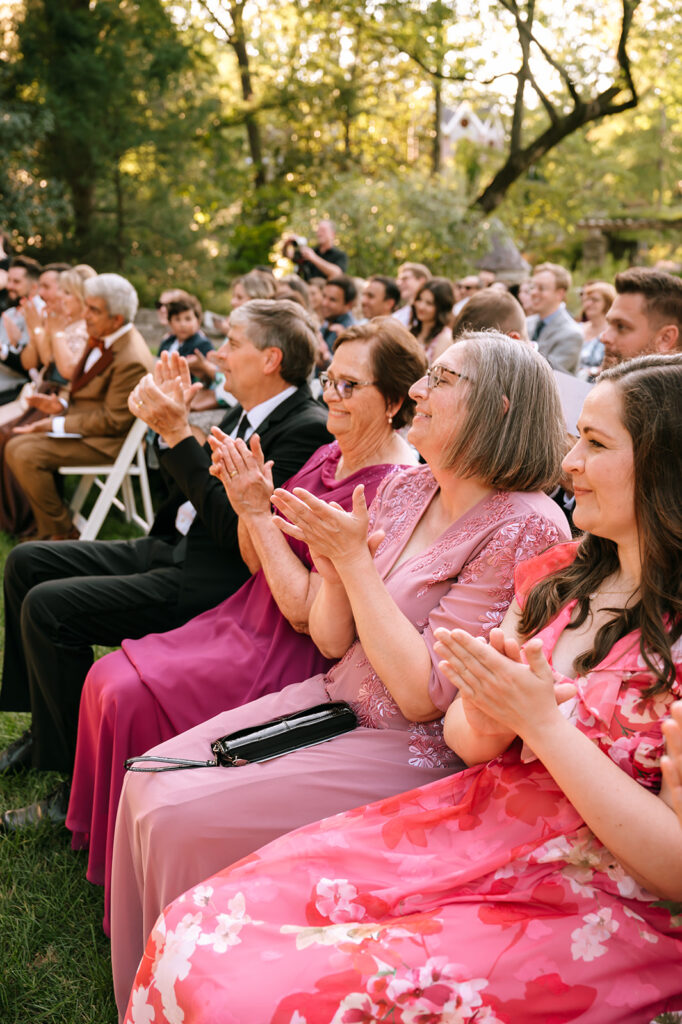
[71,179,94,249]
[230,2,265,188]
[114,161,125,270]
[431,74,442,177]
[475,91,637,214]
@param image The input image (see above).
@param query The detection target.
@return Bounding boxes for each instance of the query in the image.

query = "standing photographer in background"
[283,220,348,282]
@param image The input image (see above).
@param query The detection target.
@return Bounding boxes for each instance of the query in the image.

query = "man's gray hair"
[229,299,316,386]
[85,273,139,322]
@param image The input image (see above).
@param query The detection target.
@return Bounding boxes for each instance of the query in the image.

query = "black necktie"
[235,413,250,440]
[532,319,545,341]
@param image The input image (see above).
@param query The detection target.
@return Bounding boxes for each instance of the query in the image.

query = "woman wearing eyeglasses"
[110,332,572,1012]
[67,319,423,929]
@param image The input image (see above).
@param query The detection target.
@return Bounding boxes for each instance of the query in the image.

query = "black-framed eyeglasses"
[155,300,167,310]
[426,365,471,389]
[319,372,377,398]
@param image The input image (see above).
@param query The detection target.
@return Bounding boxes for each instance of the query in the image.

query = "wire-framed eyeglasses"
[426,365,471,389]
[319,373,377,398]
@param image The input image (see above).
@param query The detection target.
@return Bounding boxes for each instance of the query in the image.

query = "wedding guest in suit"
[0,300,331,802]
[526,262,583,373]
[4,273,155,539]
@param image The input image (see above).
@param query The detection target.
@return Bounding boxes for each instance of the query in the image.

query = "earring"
[387,414,393,425]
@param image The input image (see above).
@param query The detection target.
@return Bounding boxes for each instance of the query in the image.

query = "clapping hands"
[128,351,202,444]
[435,627,577,742]
[208,430,274,518]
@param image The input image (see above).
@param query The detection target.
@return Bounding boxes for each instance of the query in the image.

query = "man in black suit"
[0,299,332,794]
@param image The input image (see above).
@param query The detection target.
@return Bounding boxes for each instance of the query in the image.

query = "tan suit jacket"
[62,325,155,457]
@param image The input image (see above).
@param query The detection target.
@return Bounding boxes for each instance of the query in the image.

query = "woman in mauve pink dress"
[111,333,572,1012]
[65,319,427,929]
[126,355,682,1023]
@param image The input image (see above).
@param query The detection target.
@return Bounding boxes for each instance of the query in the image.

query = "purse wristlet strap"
[124,754,218,773]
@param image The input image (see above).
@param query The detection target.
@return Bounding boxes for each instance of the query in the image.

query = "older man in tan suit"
[6,273,155,539]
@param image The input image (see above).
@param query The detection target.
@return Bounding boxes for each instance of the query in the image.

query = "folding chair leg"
[121,476,136,522]
[77,473,129,541]
[137,449,154,528]
[70,475,96,519]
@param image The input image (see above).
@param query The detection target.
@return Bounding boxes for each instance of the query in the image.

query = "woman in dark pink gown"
[66,319,427,931]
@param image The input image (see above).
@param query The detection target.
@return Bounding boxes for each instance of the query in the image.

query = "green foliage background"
[2,0,682,304]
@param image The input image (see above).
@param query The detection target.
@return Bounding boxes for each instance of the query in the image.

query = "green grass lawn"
[0,501,149,1024]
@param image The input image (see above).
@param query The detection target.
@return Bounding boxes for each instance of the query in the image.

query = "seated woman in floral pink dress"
[110,333,571,1010]
[125,354,682,1024]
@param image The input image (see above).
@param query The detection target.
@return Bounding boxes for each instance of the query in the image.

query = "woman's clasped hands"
[208,430,274,519]
[435,627,578,748]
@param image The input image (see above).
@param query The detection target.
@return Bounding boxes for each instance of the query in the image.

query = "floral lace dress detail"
[325,467,568,768]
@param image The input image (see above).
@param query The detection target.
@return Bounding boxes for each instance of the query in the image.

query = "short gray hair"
[85,273,138,321]
[442,331,565,492]
[229,299,316,386]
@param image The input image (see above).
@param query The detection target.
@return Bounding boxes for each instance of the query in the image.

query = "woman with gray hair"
[110,332,572,1010]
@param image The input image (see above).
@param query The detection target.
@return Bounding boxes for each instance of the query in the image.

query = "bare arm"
[237,517,261,575]
[49,318,87,379]
[437,626,682,901]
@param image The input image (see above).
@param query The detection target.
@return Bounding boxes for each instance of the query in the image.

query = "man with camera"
[284,220,348,282]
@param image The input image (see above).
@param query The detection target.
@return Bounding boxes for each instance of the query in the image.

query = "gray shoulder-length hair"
[443,331,566,492]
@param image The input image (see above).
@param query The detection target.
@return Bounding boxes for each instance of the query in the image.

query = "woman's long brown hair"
[519,354,682,694]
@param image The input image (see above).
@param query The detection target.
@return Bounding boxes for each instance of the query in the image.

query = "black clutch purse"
[125,701,357,773]
[212,701,357,765]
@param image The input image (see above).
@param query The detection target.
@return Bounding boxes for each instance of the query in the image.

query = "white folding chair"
[58,417,154,541]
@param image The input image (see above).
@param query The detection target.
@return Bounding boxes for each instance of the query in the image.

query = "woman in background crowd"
[410,276,455,361]
[0,264,95,535]
[578,280,616,381]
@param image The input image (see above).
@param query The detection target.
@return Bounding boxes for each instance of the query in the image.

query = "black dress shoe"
[1,781,71,832]
[0,729,33,773]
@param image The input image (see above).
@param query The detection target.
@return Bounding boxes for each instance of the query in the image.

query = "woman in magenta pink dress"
[110,332,572,1011]
[125,354,682,1024]
[66,319,427,927]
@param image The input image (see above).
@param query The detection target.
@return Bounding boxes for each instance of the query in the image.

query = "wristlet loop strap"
[124,755,217,773]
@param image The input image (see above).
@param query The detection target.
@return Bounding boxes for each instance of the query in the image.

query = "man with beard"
[601,267,682,367]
